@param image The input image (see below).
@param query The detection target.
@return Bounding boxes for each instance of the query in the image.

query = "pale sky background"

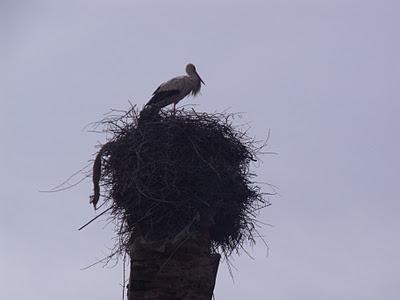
[1,1,399,299]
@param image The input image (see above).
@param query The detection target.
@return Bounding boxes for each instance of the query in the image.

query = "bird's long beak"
[199,76,205,85]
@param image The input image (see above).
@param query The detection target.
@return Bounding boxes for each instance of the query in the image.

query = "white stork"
[145,63,205,112]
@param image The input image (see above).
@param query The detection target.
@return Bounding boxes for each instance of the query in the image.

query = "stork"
[145,63,205,113]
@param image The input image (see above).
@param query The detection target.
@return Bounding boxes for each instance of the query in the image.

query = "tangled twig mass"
[92,106,270,257]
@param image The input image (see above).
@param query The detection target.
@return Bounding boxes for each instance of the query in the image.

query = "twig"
[78,206,113,231]
[39,175,90,193]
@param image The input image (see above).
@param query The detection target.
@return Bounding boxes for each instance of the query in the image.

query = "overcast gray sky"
[1,0,400,299]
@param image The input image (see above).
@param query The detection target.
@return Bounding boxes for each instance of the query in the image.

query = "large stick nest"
[93,106,269,256]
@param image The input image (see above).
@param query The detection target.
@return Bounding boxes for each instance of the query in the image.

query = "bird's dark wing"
[152,85,162,96]
[146,89,180,106]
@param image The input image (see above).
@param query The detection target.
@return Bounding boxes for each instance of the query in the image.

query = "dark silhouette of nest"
[92,106,270,256]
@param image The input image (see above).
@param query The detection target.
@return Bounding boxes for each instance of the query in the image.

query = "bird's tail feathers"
[145,90,180,107]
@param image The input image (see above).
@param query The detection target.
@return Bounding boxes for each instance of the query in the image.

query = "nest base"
[127,230,220,300]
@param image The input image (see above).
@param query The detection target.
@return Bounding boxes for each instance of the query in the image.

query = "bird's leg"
[173,103,176,116]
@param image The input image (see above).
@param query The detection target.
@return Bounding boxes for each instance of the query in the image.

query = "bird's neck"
[187,72,199,79]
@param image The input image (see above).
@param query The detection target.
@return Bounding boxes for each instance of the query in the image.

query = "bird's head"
[186,63,205,85]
